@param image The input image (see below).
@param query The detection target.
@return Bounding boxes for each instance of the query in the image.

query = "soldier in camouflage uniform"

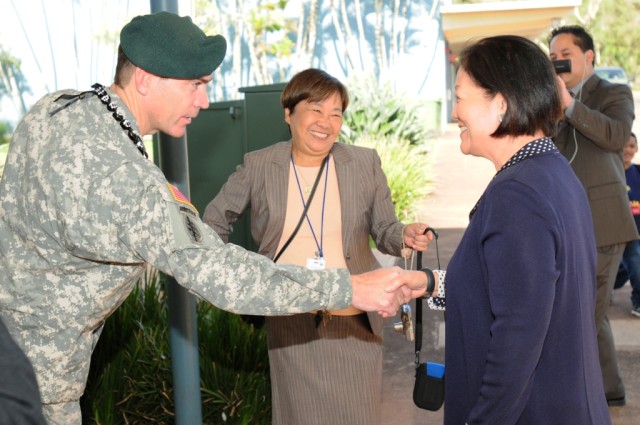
[0,12,428,424]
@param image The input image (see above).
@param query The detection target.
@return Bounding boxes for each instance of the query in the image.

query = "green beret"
[120,12,226,79]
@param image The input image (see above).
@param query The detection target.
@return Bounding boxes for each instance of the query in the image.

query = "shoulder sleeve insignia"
[183,214,203,244]
[167,183,198,214]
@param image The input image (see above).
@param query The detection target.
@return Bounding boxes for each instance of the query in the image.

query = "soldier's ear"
[135,67,153,96]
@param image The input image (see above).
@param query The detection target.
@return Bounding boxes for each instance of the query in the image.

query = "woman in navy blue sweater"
[419,36,611,424]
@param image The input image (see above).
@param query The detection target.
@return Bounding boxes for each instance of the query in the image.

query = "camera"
[552,59,571,74]
[394,304,414,341]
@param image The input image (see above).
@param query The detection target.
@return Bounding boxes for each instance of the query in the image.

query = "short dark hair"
[548,25,595,64]
[281,68,349,113]
[113,45,136,88]
[458,35,562,138]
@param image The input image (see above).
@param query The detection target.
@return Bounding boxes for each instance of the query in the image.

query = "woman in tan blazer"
[203,68,429,425]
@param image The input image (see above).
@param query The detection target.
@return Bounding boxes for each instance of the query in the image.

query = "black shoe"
[607,396,626,407]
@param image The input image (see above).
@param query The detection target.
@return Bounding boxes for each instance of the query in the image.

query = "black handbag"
[412,227,445,411]
[413,362,445,411]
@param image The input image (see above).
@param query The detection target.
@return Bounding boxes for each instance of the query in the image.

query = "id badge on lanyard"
[306,255,326,270]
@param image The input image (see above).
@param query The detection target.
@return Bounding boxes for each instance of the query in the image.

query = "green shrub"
[0,121,11,145]
[340,74,433,223]
[354,135,430,223]
[81,270,270,424]
[341,74,429,146]
[198,304,270,424]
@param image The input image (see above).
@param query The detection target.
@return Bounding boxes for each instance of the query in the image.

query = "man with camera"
[549,25,636,407]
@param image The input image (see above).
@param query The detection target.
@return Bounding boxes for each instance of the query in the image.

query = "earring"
[498,114,504,123]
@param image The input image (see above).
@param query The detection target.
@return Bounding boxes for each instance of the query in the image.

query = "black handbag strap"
[415,227,440,368]
[273,155,329,263]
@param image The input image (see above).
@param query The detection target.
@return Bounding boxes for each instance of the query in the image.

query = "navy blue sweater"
[444,149,610,425]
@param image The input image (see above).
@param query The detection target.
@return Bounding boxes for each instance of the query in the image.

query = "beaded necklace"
[91,83,148,159]
[50,83,148,159]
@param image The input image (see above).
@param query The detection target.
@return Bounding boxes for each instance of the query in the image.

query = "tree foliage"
[586,0,640,83]
[0,121,12,145]
[454,1,640,85]
[193,0,436,100]
[193,0,310,99]
[0,43,30,117]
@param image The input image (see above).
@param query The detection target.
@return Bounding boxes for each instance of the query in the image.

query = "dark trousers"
[0,317,46,424]
[596,243,626,399]
[613,239,640,307]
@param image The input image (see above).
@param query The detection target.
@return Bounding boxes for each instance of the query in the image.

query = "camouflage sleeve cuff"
[325,268,353,310]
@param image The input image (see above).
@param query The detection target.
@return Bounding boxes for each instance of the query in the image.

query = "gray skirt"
[266,313,383,425]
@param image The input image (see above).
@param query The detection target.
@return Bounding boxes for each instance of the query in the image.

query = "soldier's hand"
[351,267,405,316]
[351,267,429,317]
[378,269,429,317]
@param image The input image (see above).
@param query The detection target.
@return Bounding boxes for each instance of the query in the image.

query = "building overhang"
[441,0,582,59]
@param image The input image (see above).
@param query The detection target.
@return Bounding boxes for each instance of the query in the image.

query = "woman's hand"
[402,223,433,252]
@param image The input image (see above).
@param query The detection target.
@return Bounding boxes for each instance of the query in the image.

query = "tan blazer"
[203,141,407,334]
[554,74,638,247]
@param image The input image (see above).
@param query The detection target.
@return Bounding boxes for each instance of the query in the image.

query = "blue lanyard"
[291,154,329,258]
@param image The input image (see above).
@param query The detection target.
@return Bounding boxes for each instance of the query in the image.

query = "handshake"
[350,222,435,317]
[351,266,429,318]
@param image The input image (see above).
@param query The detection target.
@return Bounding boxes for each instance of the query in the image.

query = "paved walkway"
[380,124,640,424]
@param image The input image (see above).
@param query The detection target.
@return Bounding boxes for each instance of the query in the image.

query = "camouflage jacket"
[0,87,351,404]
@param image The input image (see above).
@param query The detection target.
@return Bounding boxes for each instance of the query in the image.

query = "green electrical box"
[239,83,288,152]
[187,83,289,250]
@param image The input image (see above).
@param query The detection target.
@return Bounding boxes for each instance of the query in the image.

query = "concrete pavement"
[380,124,640,424]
